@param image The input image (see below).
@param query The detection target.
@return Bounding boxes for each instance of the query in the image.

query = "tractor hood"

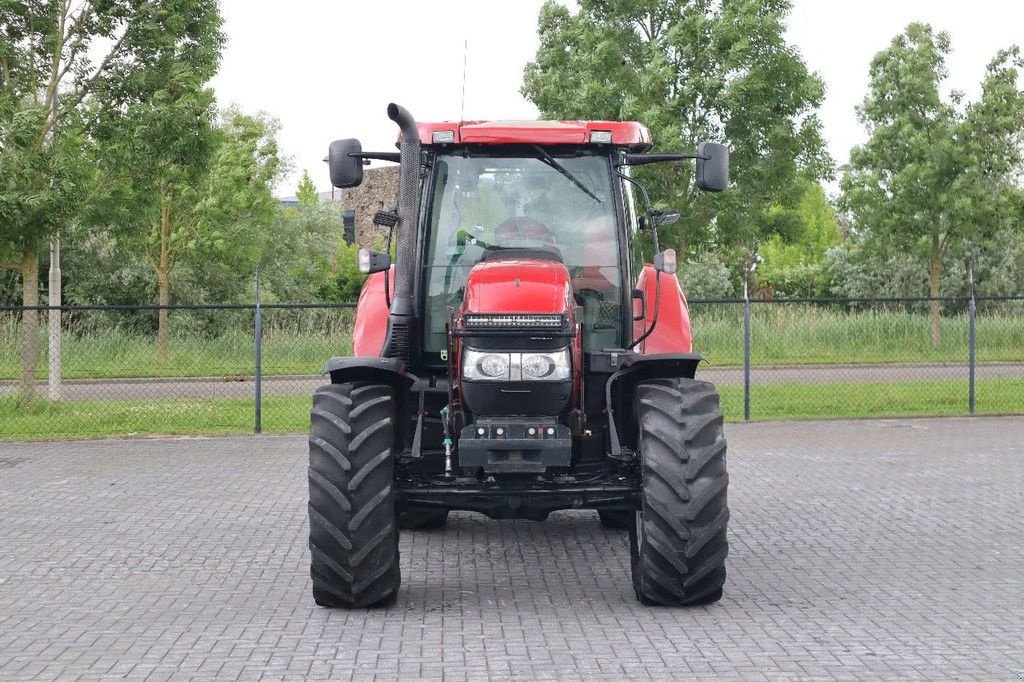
[461,255,573,316]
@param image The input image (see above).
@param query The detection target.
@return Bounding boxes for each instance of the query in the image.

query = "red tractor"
[309,103,730,608]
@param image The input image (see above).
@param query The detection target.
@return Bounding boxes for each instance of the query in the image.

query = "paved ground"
[1,418,1022,680]
[3,361,1022,401]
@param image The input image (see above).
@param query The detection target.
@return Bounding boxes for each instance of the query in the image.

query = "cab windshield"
[423,149,622,353]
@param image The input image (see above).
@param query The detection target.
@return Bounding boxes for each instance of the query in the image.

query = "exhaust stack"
[382,103,421,360]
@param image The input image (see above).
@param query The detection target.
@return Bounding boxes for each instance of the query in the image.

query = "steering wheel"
[493,217,556,247]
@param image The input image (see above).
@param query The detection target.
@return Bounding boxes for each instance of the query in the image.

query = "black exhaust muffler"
[382,103,421,360]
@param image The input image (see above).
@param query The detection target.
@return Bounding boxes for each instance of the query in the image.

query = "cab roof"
[414,120,652,149]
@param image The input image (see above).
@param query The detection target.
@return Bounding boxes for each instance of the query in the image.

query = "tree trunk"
[928,235,942,349]
[156,196,172,362]
[19,246,40,404]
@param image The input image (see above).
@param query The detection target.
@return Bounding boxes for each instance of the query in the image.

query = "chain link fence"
[1,295,1021,440]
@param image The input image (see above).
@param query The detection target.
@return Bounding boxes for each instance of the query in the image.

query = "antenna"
[460,39,468,122]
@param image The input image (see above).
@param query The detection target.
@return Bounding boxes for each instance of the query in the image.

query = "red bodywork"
[632,264,693,355]
[353,119,692,361]
[412,120,652,147]
[451,258,583,410]
[352,268,392,357]
[353,262,695,358]
[461,258,572,315]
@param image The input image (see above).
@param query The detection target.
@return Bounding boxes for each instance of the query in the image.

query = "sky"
[208,0,1024,195]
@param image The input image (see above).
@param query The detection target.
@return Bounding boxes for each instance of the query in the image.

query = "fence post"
[743,278,751,422]
[47,238,62,401]
[745,296,753,419]
[254,268,262,434]
[968,262,976,415]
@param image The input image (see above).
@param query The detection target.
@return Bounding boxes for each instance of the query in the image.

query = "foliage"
[840,23,1024,344]
[0,0,223,394]
[0,0,224,262]
[759,181,838,271]
[263,201,348,305]
[754,181,841,297]
[296,170,319,209]
[522,0,832,257]
[184,109,285,277]
[679,252,735,300]
[320,239,368,303]
[823,242,929,300]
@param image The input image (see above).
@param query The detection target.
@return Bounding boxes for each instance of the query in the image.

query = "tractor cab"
[308,104,731,609]
[423,145,625,356]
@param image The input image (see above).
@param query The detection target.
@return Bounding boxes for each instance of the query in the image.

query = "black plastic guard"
[604,353,704,460]
[322,356,417,389]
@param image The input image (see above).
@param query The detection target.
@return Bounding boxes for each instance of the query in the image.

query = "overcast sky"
[208,0,1024,195]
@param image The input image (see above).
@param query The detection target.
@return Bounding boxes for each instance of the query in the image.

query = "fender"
[632,264,693,354]
[604,352,704,460]
[322,356,417,390]
[352,268,394,357]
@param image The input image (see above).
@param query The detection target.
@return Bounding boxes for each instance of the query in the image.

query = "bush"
[318,240,367,303]
[759,261,830,298]
[823,243,929,300]
[680,252,736,300]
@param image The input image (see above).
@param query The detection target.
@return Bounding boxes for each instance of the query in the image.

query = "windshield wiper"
[530,145,602,203]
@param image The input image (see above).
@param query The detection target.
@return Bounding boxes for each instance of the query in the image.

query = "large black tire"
[630,378,729,606]
[308,383,400,608]
[400,509,450,530]
[597,510,632,529]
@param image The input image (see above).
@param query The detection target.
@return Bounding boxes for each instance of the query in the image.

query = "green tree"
[0,0,222,398]
[522,0,832,259]
[842,24,1024,346]
[759,181,840,295]
[295,170,319,209]
[132,108,281,357]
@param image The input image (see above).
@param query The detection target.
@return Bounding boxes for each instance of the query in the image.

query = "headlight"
[479,354,510,378]
[463,350,510,381]
[521,354,554,379]
[462,348,571,381]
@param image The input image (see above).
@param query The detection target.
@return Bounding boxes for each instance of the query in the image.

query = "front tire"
[630,378,729,606]
[308,383,400,608]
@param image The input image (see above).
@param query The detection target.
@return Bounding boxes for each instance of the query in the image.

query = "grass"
[3,377,1020,441]
[0,311,354,380]
[718,377,1024,421]
[0,394,313,440]
[3,306,1020,382]
[691,304,1024,366]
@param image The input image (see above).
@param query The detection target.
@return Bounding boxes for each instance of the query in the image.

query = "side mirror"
[358,248,391,274]
[695,142,729,192]
[328,138,364,188]
[653,248,677,275]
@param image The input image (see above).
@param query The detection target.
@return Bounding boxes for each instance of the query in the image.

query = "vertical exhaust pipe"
[382,103,421,360]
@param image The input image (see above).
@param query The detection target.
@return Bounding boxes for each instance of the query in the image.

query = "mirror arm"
[617,170,661,250]
[622,153,707,166]
[349,152,401,163]
[616,171,654,214]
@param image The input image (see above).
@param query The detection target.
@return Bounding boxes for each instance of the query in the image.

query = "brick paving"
[1,417,1022,680]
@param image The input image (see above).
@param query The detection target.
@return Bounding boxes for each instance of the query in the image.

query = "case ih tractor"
[308,103,730,608]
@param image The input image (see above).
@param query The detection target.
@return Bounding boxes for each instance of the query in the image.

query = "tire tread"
[630,378,729,606]
[308,382,400,608]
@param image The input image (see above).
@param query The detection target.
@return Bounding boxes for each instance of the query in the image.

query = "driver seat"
[493,217,557,248]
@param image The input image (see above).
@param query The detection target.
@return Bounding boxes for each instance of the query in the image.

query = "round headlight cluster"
[521,354,555,379]
[462,348,571,381]
[478,354,509,378]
